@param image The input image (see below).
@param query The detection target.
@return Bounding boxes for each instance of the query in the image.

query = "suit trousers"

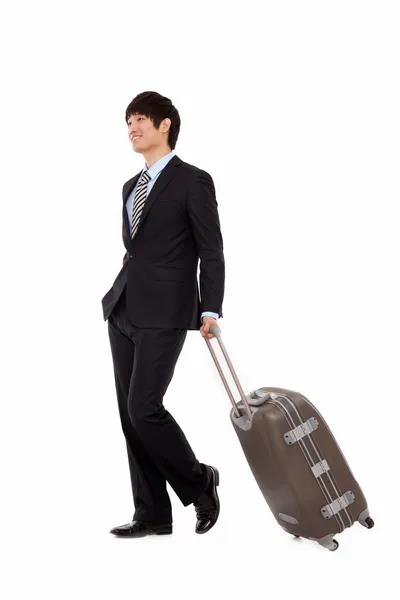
[107,286,209,524]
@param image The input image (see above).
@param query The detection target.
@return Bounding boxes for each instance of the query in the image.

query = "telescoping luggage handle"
[204,326,253,421]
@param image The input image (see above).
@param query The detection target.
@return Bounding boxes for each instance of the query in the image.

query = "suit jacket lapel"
[122,155,181,239]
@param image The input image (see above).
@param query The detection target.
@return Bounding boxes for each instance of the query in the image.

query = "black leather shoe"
[109,520,173,538]
[194,465,220,534]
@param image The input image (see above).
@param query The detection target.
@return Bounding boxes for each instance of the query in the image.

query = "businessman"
[101,91,225,538]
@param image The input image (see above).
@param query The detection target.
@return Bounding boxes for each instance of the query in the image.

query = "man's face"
[127,113,170,153]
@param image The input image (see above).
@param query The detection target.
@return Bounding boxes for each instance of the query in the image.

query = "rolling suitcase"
[205,326,374,551]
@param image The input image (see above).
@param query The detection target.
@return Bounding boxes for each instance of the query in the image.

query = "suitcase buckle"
[321,491,355,518]
[284,417,319,445]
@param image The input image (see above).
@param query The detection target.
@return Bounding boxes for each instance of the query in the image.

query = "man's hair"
[125,91,181,150]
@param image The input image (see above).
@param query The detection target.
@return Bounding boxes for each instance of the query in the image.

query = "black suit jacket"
[101,154,225,329]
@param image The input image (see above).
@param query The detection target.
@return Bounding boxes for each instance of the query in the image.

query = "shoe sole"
[196,466,220,535]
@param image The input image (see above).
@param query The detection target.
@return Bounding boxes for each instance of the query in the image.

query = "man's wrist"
[201,311,219,323]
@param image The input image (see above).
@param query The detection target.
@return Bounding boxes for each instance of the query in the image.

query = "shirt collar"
[143,150,175,180]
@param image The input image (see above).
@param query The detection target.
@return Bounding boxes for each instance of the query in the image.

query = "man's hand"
[200,316,220,339]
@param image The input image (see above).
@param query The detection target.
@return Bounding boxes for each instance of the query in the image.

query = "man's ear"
[162,118,171,133]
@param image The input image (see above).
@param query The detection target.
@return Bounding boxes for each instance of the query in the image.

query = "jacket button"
[129,253,136,258]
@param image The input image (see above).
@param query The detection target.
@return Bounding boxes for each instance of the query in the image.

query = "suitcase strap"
[268,391,356,527]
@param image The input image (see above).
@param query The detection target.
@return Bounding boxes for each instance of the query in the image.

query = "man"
[101,91,225,538]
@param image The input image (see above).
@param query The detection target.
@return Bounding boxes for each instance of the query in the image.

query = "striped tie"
[131,170,151,238]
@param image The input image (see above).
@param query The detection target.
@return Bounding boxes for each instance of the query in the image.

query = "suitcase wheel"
[359,514,375,529]
[365,517,375,529]
[316,534,339,551]
[329,540,339,552]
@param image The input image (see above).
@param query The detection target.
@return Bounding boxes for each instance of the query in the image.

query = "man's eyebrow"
[128,114,145,123]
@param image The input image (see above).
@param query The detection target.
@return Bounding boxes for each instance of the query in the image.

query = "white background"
[1,0,399,598]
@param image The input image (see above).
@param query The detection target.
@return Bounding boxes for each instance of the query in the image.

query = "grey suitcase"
[205,326,375,551]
